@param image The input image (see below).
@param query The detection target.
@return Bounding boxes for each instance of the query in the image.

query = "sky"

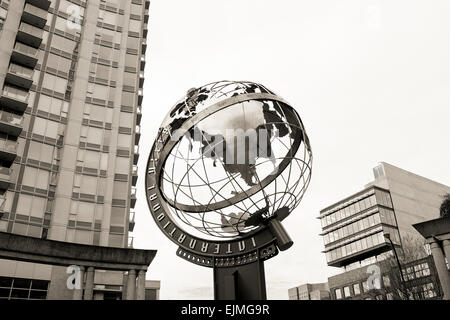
[132,0,450,299]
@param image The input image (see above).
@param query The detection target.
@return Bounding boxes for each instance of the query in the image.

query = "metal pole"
[387,237,408,300]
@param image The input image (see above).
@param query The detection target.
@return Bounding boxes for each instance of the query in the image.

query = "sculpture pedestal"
[213,260,266,300]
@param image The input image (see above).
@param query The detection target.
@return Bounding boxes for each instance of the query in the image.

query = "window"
[127,37,139,50]
[119,112,133,128]
[362,281,369,292]
[97,27,121,44]
[51,34,77,53]
[83,150,100,169]
[79,175,97,195]
[111,207,125,225]
[37,94,67,116]
[359,199,366,211]
[16,194,46,219]
[55,16,80,36]
[32,117,59,139]
[42,73,68,94]
[22,167,50,190]
[382,275,391,287]
[366,234,374,247]
[108,233,123,248]
[77,202,95,223]
[105,0,125,10]
[28,141,55,164]
[85,127,103,145]
[335,288,342,299]
[123,72,136,88]
[130,4,142,16]
[125,54,138,70]
[353,283,361,295]
[115,157,130,174]
[92,64,110,80]
[128,19,141,33]
[74,229,92,245]
[343,286,351,298]
[87,83,111,101]
[117,133,131,148]
[113,181,128,199]
[0,277,49,300]
[99,10,122,25]
[46,53,71,74]
[59,0,85,19]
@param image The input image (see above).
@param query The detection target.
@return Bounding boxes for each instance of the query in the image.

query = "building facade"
[414,215,450,299]
[328,255,442,300]
[319,162,450,299]
[0,0,157,299]
[288,282,330,300]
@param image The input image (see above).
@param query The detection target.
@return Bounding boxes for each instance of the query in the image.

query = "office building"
[319,162,450,299]
[288,282,330,300]
[0,0,158,299]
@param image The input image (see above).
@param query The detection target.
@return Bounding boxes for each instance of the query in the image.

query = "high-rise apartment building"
[0,0,157,299]
[319,162,450,299]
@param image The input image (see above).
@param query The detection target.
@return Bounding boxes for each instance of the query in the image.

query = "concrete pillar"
[136,270,146,300]
[83,267,95,300]
[443,240,450,266]
[430,241,450,300]
[122,271,128,300]
[126,270,136,300]
[72,266,85,300]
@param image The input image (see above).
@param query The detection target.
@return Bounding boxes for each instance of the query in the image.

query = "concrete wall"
[47,265,73,299]
[372,163,450,241]
[0,258,52,280]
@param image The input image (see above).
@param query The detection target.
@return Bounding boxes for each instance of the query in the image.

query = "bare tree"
[367,234,441,300]
[440,193,450,218]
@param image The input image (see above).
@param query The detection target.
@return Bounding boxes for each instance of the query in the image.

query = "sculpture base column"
[431,241,450,300]
[213,260,266,300]
[136,270,147,300]
[83,267,95,300]
[126,270,136,300]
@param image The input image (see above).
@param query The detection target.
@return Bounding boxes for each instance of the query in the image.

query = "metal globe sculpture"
[146,81,312,269]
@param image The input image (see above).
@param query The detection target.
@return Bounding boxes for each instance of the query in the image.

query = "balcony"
[136,106,142,125]
[143,23,148,38]
[22,3,47,29]
[0,138,18,163]
[0,85,29,112]
[0,166,13,190]
[129,209,135,232]
[142,38,147,54]
[140,55,146,71]
[25,0,51,11]
[128,236,134,249]
[5,63,34,89]
[17,22,44,48]
[135,125,141,144]
[138,89,143,106]
[132,165,138,186]
[139,71,145,88]
[133,145,139,165]
[130,187,137,208]
[0,110,23,136]
[11,42,39,68]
